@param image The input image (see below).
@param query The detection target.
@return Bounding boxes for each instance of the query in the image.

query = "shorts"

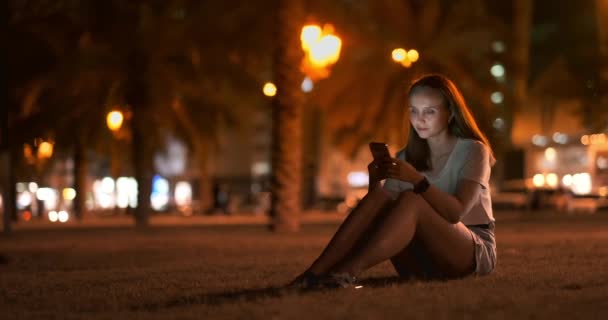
[391,223,497,280]
[467,223,497,276]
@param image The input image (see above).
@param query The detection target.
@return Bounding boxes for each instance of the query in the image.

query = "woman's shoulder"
[459,138,489,153]
[458,138,492,163]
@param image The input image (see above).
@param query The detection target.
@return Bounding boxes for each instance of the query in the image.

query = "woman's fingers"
[380,162,398,173]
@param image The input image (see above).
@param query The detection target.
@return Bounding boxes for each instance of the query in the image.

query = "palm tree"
[9,0,307,229]
[270,0,306,232]
[137,1,272,214]
[9,33,125,220]
[6,0,159,226]
[4,0,87,228]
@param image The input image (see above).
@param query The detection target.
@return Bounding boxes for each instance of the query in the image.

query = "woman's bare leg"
[332,191,475,278]
[306,186,392,275]
[390,233,438,279]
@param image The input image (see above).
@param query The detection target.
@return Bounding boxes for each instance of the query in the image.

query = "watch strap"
[413,176,430,194]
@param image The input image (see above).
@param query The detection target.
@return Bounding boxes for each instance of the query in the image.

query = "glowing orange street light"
[407,49,419,62]
[300,23,342,81]
[392,48,419,68]
[106,110,124,132]
[37,141,53,159]
[301,25,322,52]
[263,82,277,97]
[264,24,341,97]
[391,48,406,62]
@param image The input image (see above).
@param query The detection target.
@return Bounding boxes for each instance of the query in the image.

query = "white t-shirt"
[383,138,494,225]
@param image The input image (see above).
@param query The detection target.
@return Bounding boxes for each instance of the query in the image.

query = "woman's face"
[408,87,452,140]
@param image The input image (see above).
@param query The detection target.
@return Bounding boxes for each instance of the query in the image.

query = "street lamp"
[300,23,342,81]
[263,82,277,97]
[37,141,54,159]
[392,48,419,68]
[263,23,342,96]
[105,109,127,214]
[23,139,54,163]
[106,110,124,132]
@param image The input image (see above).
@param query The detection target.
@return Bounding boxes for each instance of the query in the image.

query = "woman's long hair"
[404,74,496,171]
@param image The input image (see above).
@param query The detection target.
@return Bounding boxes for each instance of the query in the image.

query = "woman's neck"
[427,133,457,157]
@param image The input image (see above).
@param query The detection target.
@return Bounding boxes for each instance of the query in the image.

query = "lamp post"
[263,24,342,96]
[106,109,126,213]
[299,23,343,210]
[269,9,343,232]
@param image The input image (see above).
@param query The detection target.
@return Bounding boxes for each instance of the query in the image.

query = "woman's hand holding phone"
[383,158,423,183]
[368,142,423,186]
[367,160,385,191]
[368,142,391,190]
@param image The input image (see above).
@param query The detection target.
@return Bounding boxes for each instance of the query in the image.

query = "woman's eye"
[423,109,436,115]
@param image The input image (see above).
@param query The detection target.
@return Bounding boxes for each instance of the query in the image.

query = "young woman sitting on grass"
[289,74,497,288]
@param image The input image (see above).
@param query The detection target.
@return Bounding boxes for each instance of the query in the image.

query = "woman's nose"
[412,116,425,125]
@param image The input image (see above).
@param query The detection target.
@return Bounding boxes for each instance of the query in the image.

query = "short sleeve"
[459,141,491,189]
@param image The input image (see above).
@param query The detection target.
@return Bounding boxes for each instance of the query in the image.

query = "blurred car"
[491,179,531,209]
[491,190,530,209]
[564,193,608,214]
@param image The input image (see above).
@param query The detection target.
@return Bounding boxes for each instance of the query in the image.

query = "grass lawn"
[1,211,608,319]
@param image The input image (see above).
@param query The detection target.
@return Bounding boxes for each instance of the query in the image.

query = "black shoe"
[320,272,361,289]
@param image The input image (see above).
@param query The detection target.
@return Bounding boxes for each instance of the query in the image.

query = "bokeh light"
[263,82,277,97]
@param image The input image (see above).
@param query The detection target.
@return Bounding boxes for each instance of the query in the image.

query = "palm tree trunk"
[1,2,14,232]
[270,0,305,232]
[197,142,213,213]
[1,114,14,234]
[1,142,17,230]
[124,2,154,227]
[132,120,152,227]
[302,105,322,209]
[596,0,608,130]
[510,0,532,144]
[130,95,153,226]
[72,140,87,220]
[0,153,12,233]
[128,44,152,227]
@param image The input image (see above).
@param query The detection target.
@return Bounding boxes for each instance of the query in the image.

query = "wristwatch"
[413,176,430,194]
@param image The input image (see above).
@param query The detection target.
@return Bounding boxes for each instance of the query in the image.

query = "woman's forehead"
[409,88,445,108]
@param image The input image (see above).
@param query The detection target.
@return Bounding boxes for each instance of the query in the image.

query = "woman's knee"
[362,187,393,209]
[395,191,425,211]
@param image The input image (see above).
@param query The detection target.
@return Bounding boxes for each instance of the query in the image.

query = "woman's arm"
[416,177,482,223]
[383,163,482,223]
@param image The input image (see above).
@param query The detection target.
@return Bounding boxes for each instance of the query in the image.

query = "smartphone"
[369,142,391,161]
